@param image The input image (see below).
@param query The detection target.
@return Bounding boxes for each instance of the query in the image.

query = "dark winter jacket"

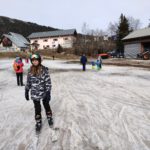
[80,55,87,64]
[25,65,51,101]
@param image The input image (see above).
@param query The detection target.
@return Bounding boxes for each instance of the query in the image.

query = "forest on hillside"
[0,16,57,37]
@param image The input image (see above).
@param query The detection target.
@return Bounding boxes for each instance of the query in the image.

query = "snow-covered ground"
[0,59,150,150]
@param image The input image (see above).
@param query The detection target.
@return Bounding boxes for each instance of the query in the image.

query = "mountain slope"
[0,16,58,37]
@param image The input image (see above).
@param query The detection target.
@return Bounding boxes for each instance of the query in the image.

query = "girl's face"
[32,59,39,66]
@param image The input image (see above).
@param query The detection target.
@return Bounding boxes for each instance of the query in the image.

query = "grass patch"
[0,51,28,58]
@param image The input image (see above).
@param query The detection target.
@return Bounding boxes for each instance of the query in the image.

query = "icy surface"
[0,59,150,150]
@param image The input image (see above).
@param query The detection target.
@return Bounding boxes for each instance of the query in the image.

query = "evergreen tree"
[57,44,63,53]
[116,14,130,54]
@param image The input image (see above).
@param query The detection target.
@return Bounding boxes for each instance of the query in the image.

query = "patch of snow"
[0,58,150,150]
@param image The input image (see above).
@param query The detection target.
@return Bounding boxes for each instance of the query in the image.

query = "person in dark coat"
[25,53,53,131]
[80,54,87,71]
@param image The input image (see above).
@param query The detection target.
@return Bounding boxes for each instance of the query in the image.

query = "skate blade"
[35,125,42,134]
[35,128,41,134]
[49,123,54,128]
[50,127,60,143]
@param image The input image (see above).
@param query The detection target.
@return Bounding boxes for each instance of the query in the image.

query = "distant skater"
[97,55,102,69]
[13,57,24,86]
[80,54,87,71]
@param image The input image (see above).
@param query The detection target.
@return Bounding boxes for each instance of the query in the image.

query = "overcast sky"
[0,0,150,33]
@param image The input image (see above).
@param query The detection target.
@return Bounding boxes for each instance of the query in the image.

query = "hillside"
[0,16,58,37]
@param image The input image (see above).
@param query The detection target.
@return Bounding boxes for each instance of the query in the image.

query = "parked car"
[98,53,110,59]
[108,50,124,58]
[107,51,117,57]
[118,52,125,58]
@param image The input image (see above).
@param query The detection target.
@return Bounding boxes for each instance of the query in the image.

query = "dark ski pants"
[16,73,23,86]
[82,64,86,71]
[33,99,52,122]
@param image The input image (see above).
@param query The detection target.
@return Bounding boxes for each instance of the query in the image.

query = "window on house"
[53,39,58,41]
[52,45,56,48]
[34,40,38,43]
[2,37,12,47]
[64,37,68,40]
[46,45,49,48]
[43,39,48,42]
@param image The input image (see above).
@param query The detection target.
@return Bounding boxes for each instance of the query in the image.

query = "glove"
[25,89,29,101]
[45,91,51,101]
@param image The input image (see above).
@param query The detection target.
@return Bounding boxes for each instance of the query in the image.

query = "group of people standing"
[92,55,102,70]
[80,54,102,71]
[12,53,102,132]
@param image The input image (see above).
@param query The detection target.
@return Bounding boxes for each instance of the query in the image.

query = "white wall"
[30,36,76,50]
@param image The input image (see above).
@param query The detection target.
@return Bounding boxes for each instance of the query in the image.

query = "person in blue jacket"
[96,55,102,70]
[80,54,87,71]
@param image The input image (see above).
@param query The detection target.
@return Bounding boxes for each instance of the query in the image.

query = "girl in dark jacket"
[25,53,53,131]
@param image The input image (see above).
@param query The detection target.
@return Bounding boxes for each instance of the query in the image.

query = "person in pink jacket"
[13,57,24,86]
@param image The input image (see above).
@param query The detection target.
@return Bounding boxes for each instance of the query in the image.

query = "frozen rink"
[0,59,150,150]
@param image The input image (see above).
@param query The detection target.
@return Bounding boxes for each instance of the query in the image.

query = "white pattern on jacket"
[25,65,51,101]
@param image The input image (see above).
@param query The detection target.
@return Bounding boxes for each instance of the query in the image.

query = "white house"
[28,29,77,50]
[0,32,29,52]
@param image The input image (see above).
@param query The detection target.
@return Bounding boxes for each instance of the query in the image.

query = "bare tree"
[127,16,141,31]
[82,22,89,35]
[148,19,150,27]
[73,22,116,56]
[107,22,118,36]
